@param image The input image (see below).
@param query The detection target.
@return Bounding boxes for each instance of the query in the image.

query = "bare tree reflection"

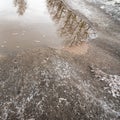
[14,0,27,15]
[47,0,96,46]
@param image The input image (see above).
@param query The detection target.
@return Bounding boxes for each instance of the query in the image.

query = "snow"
[91,67,120,98]
[64,0,120,29]
[64,0,110,27]
[87,0,120,21]
[89,0,120,5]
[53,59,71,79]
[0,48,120,119]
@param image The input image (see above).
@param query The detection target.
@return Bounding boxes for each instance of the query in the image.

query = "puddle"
[0,0,63,55]
[0,0,97,55]
[47,0,96,46]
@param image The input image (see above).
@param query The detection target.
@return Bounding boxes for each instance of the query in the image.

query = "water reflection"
[47,0,96,46]
[0,0,95,56]
[12,0,96,47]
[0,0,63,55]
[14,0,27,15]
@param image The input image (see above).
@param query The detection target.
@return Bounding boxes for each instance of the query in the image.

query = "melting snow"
[91,67,120,98]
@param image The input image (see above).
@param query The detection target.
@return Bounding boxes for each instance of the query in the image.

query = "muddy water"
[0,0,63,55]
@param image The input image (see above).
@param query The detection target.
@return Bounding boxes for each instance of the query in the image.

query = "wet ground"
[0,0,120,120]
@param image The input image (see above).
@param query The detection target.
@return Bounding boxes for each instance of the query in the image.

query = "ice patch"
[102,75,120,98]
[86,0,120,21]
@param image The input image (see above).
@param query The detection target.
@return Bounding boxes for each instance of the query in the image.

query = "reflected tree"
[47,0,66,23]
[14,0,27,15]
[47,0,96,46]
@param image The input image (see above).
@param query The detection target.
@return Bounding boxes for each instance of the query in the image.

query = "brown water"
[0,0,95,57]
[0,0,119,59]
[0,0,63,55]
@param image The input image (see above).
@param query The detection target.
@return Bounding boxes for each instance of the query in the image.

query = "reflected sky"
[0,0,52,23]
[0,0,62,55]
